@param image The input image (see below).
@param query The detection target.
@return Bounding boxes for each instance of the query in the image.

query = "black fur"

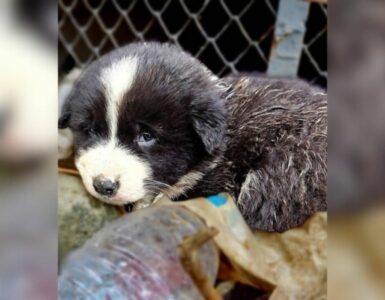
[180,76,327,232]
[60,42,327,232]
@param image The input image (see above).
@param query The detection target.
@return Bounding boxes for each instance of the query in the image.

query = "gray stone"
[59,174,122,264]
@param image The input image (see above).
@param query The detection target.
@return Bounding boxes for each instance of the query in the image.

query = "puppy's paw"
[132,199,153,211]
[58,128,74,160]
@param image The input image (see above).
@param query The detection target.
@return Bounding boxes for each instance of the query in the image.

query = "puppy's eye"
[137,131,156,147]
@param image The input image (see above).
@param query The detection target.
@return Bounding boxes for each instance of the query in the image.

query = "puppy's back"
[223,75,327,232]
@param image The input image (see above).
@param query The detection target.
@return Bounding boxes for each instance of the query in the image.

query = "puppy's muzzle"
[93,176,119,197]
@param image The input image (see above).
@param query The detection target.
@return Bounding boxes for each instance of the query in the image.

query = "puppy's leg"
[237,147,326,232]
[131,192,166,211]
[132,198,153,211]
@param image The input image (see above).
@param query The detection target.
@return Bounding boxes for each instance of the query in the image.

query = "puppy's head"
[59,43,226,204]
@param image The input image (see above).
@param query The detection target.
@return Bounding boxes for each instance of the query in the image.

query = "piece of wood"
[58,166,80,176]
[180,226,222,300]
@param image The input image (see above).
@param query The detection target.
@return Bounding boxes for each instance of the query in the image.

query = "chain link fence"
[59,0,327,87]
[298,2,327,87]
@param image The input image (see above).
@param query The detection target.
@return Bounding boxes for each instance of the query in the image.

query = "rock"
[59,174,122,264]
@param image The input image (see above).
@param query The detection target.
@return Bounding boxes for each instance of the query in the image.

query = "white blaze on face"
[101,56,138,138]
[75,56,153,205]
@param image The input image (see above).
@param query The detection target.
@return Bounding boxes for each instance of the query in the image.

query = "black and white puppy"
[59,42,327,232]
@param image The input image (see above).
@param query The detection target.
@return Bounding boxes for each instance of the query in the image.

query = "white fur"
[75,56,152,205]
[75,141,152,204]
[100,56,138,138]
[238,170,260,209]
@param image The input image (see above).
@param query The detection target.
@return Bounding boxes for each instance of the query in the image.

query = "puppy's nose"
[93,177,119,197]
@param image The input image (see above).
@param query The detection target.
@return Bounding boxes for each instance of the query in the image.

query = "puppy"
[59,42,327,232]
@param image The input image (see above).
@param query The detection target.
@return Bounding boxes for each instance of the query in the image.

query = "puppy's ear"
[59,101,72,129]
[190,94,227,155]
[59,68,83,129]
[58,110,71,129]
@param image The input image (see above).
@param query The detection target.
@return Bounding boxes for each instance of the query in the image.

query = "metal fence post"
[268,0,310,76]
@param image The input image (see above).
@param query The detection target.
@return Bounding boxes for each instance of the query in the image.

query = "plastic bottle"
[59,205,219,300]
